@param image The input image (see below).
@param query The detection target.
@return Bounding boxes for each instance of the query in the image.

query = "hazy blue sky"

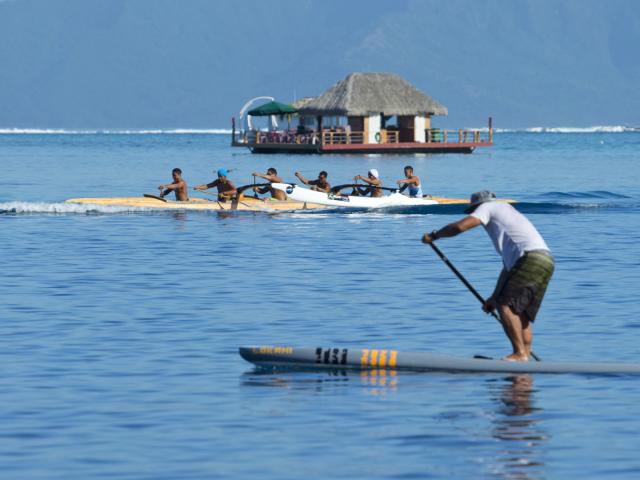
[0,0,638,128]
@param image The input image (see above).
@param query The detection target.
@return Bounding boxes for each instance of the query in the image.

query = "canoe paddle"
[143,193,167,202]
[427,241,541,362]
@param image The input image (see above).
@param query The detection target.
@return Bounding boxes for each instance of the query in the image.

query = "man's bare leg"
[497,304,530,361]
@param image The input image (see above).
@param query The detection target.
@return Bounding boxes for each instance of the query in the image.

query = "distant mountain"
[0,0,638,128]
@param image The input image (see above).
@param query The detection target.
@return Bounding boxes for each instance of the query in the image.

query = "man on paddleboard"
[251,168,286,200]
[194,168,237,202]
[295,171,331,193]
[158,168,189,201]
[422,191,554,362]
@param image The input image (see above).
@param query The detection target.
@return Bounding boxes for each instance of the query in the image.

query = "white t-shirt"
[471,202,550,271]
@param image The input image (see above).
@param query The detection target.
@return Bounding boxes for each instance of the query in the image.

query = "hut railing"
[425,129,492,144]
[255,131,321,145]
[251,128,492,146]
[321,131,365,145]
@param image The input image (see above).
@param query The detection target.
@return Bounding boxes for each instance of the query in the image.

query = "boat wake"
[0,201,150,215]
[290,191,639,216]
[539,191,631,200]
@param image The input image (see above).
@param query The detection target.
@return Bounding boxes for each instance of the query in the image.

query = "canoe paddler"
[194,168,237,202]
[422,190,554,362]
[251,168,286,200]
[353,169,383,197]
[295,170,331,193]
[396,165,423,198]
[158,168,189,201]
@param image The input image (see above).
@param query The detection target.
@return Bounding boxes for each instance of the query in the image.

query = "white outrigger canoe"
[272,183,472,209]
[240,346,640,375]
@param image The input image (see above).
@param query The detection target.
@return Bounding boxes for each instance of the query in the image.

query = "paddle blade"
[143,194,168,202]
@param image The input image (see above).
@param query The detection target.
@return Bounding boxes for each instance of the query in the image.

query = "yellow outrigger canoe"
[65,195,327,211]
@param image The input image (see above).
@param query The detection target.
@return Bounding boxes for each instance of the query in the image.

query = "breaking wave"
[0,128,231,135]
[490,126,640,133]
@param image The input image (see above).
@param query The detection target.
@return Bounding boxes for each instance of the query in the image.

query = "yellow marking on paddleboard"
[253,346,293,355]
[360,349,370,366]
[389,351,398,368]
[379,350,387,367]
[370,349,379,367]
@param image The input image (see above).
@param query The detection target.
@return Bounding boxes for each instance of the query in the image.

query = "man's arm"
[422,216,482,243]
[252,172,276,182]
[194,179,218,191]
[295,172,309,185]
[311,181,330,193]
[253,186,270,195]
[396,177,419,186]
[219,182,237,198]
[354,175,378,186]
[158,181,183,197]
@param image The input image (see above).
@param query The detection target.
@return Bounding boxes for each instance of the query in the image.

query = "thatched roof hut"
[299,72,448,117]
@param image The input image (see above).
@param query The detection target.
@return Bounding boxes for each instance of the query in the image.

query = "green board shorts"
[498,250,555,322]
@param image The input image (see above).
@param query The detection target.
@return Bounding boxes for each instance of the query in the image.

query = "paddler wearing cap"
[194,168,237,202]
[352,169,383,197]
[422,191,554,362]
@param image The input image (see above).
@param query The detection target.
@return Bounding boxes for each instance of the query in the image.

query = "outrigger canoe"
[240,346,640,375]
[271,183,501,209]
[66,195,326,212]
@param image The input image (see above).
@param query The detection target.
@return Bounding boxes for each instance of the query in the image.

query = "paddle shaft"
[428,242,541,362]
[429,242,497,318]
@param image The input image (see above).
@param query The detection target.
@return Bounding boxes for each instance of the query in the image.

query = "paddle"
[143,193,167,202]
[237,182,270,194]
[427,241,541,362]
[330,183,400,194]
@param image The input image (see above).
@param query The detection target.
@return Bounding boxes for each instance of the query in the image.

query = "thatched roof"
[299,73,448,117]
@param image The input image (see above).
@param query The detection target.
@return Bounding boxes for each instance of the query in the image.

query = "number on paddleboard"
[315,347,348,365]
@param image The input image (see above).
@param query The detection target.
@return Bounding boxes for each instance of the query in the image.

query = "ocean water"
[1,131,640,479]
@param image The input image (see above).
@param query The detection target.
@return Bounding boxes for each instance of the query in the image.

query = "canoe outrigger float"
[240,346,640,375]
[65,195,326,212]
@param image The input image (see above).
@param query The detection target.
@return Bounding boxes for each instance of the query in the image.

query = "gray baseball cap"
[464,190,497,214]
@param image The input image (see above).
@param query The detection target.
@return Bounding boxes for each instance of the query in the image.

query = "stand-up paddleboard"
[65,196,326,212]
[240,346,640,375]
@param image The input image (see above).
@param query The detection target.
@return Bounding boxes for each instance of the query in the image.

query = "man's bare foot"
[501,353,529,362]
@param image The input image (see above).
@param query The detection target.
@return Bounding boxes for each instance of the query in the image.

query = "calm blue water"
[1,132,640,479]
